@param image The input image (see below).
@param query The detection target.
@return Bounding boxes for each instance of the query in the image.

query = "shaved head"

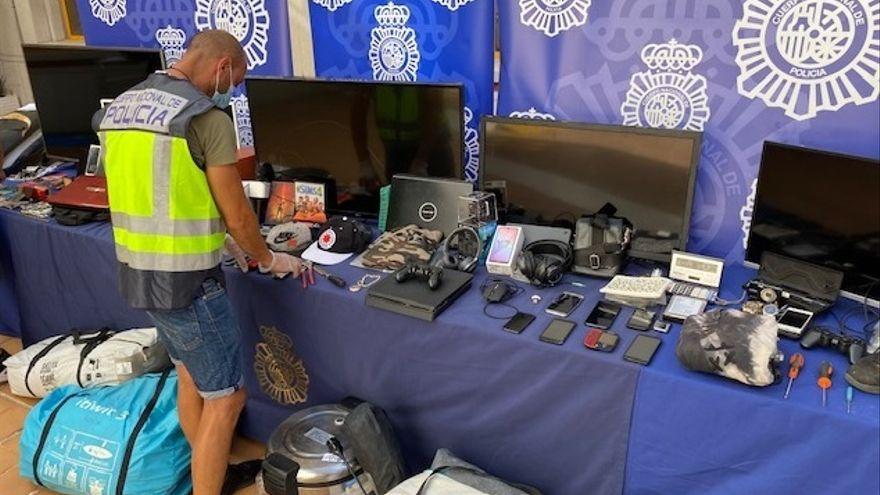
[185,29,246,69]
[170,29,247,98]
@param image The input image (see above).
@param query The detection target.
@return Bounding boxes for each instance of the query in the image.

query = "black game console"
[395,263,443,290]
[366,268,473,322]
[800,327,866,365]
[745,252,844,313]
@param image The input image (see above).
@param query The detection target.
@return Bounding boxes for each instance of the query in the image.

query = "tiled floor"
[0,335,265,495]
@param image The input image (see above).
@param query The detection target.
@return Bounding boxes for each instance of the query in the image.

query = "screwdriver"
[847,386,854,414]
[818,361,833,407]
[783,353,805,399]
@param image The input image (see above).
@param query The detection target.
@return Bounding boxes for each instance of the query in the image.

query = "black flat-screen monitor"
[22,45,164,168]
[246,77,464,217]
[746,142,880,303]
[480,117,701,260]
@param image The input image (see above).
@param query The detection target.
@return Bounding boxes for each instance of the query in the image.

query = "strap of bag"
[32,391,87,486]
[74,328,116,387]
[24,334,72,397]
[115,369,171,495]
[416,465,487,495]
[416,464,527,495]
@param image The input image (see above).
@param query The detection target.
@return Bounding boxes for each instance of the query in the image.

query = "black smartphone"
[623,335,662,365]
[539,318,577,345]
[503,312,536,334]
[585,301,622,329]
[627,309,656,332]
[545,292,585,317]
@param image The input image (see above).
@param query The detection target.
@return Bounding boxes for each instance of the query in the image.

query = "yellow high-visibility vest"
[93,73,225,272]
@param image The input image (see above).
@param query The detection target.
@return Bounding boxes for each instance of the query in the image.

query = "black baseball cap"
[302,216,372,265]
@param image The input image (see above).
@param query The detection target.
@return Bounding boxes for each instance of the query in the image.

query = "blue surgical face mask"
[211,65,233,109]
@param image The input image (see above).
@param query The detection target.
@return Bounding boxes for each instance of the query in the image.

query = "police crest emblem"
[369,2,421,82]
[89,0,127,26]
[519,0,592,37]
[621,39,711,131]
[733,0,880,120]
[254,326,310,405]
[194,0,271,70]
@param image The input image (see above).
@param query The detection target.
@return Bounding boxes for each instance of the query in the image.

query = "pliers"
[301,261,317,289]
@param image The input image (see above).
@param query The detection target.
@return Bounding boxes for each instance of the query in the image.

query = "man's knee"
[202,388,247,420]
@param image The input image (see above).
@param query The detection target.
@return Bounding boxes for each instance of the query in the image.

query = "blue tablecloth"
[0,209,150,342]
[0,211,22,335]
[0,208,877,494]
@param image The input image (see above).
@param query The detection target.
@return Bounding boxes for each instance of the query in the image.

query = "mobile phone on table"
[623,335,662,365]
[503,312,536,334]
[627,309,656,332]
[584,328,620,352]
[585,301,622,329]
[545,292,584,317]
[539,318,577,345]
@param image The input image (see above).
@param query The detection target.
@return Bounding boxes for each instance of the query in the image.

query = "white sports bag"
[2,327,171,398]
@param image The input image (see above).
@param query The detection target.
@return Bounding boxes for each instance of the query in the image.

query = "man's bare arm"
[205,164,273,267]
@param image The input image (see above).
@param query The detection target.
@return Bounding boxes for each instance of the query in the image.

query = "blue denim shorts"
[147,279,243,400]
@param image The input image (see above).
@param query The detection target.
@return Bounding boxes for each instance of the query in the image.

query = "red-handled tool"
[818,361,833,407]
[783,353,805,399]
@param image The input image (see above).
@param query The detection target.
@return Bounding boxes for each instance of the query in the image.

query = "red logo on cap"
[318,229,337,250]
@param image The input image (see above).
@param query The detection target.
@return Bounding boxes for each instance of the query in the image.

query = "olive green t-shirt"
[118,108,239,310]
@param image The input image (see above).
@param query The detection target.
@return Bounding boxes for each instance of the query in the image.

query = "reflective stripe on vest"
[96,74,224,273]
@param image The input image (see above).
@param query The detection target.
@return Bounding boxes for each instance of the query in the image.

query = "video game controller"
[800,327,866,365]
[395,263,443,290]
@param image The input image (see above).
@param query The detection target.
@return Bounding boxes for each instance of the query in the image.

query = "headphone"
[516,240,573,288]
[436,226,483,273]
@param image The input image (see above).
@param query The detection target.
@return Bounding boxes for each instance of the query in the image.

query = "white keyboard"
[600,276,671,300]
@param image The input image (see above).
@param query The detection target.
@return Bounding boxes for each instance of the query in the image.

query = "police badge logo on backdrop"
[194,0,272,70]
[734,0,879,121]
[75,0,293,75]
[231,94,255,148]
[254,326,310,405]
[620,39,710,132]
[89,0,127,26]
[156,25,187,66]
[509,107,557,120]
[498,0,879,263]
[309,0,495,181]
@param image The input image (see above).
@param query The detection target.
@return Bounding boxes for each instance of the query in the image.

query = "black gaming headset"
[516,240,573,288]
[436,226,483,273]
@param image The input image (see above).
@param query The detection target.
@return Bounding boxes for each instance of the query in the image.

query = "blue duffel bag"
[19,370,192,495]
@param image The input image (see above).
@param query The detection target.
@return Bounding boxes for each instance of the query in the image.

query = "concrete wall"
[0,0,70,107]
[0,1,32,105]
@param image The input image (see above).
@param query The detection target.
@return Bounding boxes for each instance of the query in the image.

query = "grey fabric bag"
[676,310,782,386]
[572,204,633,278]
[415,449,540,495]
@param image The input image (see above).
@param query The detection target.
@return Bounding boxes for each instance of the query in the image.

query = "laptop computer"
[47,176,109,211]
[387,175,473,235]
[366,269,473,321]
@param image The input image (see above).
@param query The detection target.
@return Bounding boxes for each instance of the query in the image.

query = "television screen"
[746,142,880,302]
[23,45,164,168]
[480,117,701,260]
[246,77,464,217]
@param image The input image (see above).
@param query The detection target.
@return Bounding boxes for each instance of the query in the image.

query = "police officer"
[94,30,298,495]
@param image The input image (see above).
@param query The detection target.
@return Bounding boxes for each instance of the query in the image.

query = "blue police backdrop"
[308,0,496,181]
[73,0,293,148]
[497,0,880,263]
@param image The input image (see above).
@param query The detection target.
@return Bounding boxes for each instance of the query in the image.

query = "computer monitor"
[479,117,701,261]
[746,142,880,305]
[246,77,464,217]
[22,45,164,169]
